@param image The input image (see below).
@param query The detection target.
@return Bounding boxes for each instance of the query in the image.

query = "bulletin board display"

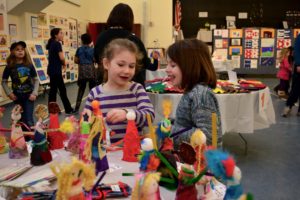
[26,40,50,85]
[212,28,300,74]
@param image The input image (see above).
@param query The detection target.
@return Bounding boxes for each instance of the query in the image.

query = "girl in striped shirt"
[84,39,154,142]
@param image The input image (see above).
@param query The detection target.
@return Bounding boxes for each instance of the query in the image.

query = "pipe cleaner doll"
[0,107,8,154]
[175,142,207,200]
[83,100,109,174]
[30,104,52,166]
[139,138,160,172]
[9,105,28,159]
[131,172,161,200]
[51,157,96,200]
[205,149,244,200]
[79,112,90,160]
[66,116,81,154]
[48,102,66,150]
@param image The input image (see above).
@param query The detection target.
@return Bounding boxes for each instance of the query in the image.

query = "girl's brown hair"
[7,47,32,67]
[102,38,143,82]
[167,39,216,91]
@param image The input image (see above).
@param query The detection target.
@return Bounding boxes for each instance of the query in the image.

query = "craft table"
[0,150,175,200]
[148,87,275,135]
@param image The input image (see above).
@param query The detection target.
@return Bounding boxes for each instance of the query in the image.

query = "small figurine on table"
[79,112,90,160]
[123,110,140,162]
[132,172,161,200]
[139,138,160,172]
[30,104,52,166]
[48,102,66,150]
[9,105,28,159]
[0,107,8,154]
[51,157,96,200]
[66,116,81,154]
[83,100,109,174]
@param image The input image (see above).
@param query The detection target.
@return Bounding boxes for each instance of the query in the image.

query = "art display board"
[26,40,50,84]
[212,28,300,74]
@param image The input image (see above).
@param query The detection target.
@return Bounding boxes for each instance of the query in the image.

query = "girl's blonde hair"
[7,47,32,68]
[102,38,143,82]
[278,48,290,63]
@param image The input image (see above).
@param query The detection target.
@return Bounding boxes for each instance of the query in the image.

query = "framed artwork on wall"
[31,16,38,28]
[9,24,17,36]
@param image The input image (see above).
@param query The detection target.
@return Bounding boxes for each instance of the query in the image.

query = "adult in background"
[94,3,158,86]
[282,33,300,117]
[74,33,96,112]
[46,28,75,115]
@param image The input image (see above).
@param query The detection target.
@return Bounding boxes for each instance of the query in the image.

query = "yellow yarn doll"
[50,157,96,200]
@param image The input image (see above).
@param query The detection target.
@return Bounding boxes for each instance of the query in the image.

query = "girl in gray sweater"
[166,39,222,148]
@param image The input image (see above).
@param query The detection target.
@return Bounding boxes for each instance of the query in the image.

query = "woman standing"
[46,28,75,114]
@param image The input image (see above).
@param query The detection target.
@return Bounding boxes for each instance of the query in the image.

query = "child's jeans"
[14,92,34,128]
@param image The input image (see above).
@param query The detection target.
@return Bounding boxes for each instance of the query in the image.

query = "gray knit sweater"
[171,84,222,149]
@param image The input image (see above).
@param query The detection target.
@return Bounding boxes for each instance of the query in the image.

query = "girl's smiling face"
[103,49,136,89]
[166,57,182,87]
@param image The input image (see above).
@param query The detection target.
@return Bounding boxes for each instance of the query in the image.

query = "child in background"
[166,39,222,148]
[84,38,154,142]
[1,41,39,128]
[74,33,96,112]
[274,47,293,98]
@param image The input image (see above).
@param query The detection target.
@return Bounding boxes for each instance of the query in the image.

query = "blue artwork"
[37,70,47,81]
[260,58,274,67]
[33,58,42,68]
[35,45,44,55]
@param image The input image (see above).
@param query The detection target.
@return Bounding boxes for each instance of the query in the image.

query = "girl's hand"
[29,94,37,101]
[106,109,127,124]
[8,93,17,101]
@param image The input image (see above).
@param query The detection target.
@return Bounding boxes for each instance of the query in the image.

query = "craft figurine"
[83,100,109,174]
[51,157,96,200]
[175,142,207,200]
[190,129,207,174]
[79,112,90,160]
[30,105,52,166]
[48,102,66,150]
[0,107,8,154]
[123,110,141,162]
[131,172,161,200]
[205,149,244,200]
[9,105,28,159]
[66,116,81,154]
[139,138,160,172]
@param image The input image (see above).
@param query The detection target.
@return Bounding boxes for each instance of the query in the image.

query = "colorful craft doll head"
[48,102,61,114]
[190,129,206,148]
[132,172,161,200]
[34,104,48,120]
[11,105,22,122]
[141,138,154,151]
[51,157,96,200]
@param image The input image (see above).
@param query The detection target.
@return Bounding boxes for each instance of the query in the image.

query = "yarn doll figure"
[0,107,8,154]
[66,116,81,154]
[30,104,52,166]
[9,105,28,159]
[139,138,160,172]
[83,100,109,174]
[79,112,90,160]
[175,142,207,200]
[131,172,161,200]
[51,157,96,200]
[48,102,66,150]
[123,110,141,162]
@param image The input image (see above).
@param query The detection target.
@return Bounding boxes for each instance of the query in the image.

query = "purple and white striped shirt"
[84,82,154,142]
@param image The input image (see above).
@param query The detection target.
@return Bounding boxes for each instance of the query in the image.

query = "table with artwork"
[0,149,176,200]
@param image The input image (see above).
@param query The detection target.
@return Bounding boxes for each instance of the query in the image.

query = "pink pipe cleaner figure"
[66,116,81,154]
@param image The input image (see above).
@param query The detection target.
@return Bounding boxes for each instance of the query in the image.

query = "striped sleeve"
[132,83,155,127]
[84,86,100,111]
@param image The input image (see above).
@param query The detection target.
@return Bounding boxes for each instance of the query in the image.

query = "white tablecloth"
[0,150,175,199]
[146,69,167,80]
[148,87,276,134]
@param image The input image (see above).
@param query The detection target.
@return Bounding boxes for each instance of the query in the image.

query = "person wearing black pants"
[282,34,300,117]
[46,28,74,114]
[49,75,73,113]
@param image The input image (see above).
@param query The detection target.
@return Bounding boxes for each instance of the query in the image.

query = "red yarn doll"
[48,102,66,150]
[123,110,140,162]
